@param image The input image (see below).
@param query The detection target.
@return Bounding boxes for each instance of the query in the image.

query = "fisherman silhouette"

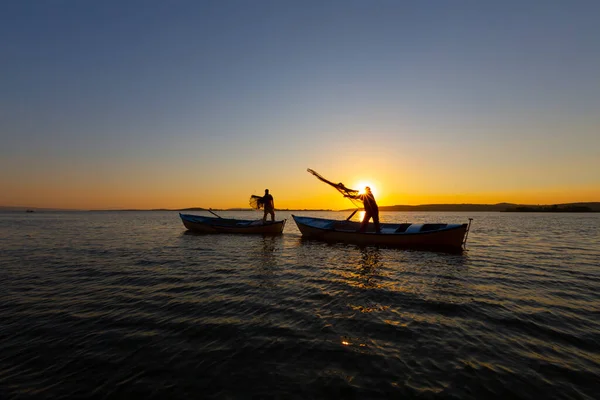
[261,189,275,223]
[346,186,380,233]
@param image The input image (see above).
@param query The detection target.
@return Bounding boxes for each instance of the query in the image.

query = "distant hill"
[504,203,600,212]
[368,202,600,212]
[377,203,513,212]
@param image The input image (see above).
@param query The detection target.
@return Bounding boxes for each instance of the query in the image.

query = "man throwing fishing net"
[345,186,380,233]
[306,169,380,234]
[261,189,275,223]
[249,189,276,223]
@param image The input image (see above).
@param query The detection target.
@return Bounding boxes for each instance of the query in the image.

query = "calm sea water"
[0,211,598,399]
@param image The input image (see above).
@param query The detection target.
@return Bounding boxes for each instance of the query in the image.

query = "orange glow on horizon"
[2,186,599,210]
[1,166,598,210]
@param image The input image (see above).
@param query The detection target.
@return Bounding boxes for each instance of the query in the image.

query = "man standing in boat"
[346,186,380,233]
[261,189,275,223]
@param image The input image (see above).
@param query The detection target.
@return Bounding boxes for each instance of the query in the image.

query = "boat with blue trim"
[180,213,286,235]
[292,215,471,250]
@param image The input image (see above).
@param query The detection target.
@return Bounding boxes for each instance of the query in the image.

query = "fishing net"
[249,195,264,210]
[307,169,359,197]
[306,169,362,208]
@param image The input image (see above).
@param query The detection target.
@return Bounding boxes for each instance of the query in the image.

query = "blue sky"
[1,0,599,209]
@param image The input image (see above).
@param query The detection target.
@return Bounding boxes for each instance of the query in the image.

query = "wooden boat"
[180,213,286,234]
[292,215,472,250]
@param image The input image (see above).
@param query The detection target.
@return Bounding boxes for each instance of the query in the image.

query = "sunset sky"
[1,1,599,210]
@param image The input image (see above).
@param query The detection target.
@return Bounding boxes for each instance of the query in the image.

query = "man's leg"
[270,211,275,221]
[373,213,380,233]
[263,210,267,223]
[358,213,372,232]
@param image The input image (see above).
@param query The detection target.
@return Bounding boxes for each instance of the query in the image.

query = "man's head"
[365,186,371,193]
[265,189,269,194]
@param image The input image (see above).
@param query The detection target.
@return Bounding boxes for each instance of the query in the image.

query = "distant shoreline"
[3,202,599,213]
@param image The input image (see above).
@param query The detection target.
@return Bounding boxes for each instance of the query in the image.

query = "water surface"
[1,211,598,399]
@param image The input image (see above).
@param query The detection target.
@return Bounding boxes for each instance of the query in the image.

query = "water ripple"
[0,211,599,399]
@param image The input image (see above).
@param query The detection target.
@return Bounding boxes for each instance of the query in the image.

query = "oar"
[463,218,473,248]
[208,208,222,218]
[346,209,359,221]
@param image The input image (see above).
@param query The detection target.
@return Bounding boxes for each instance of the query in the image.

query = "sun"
[356,181,377,196]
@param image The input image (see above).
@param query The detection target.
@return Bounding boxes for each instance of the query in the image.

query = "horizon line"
[2,201,599,212]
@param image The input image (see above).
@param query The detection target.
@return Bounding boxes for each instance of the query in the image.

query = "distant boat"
[180,213,286,235]
[292,215,471,250]
[26,209,35,213]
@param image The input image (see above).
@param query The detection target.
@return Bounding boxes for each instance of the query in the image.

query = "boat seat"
[394,224,412,233]
[311,220,335,229]
[332,221,356,231]
[420,224,447,232]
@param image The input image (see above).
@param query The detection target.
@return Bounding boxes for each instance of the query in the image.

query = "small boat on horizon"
[180,213,286,235]
[292,215,472,251]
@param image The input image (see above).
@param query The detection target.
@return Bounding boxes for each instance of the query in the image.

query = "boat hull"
[180,213,286,235]
[292,215,468,250]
